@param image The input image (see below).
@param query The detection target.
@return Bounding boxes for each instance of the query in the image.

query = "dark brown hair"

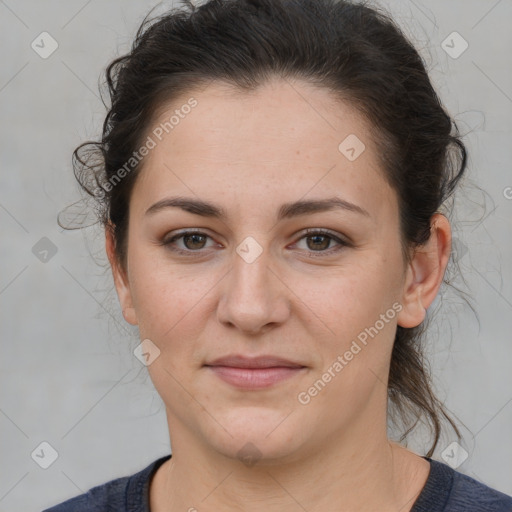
[65,0,466,456]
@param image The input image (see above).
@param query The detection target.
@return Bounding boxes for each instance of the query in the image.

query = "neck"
[150,407,429,512]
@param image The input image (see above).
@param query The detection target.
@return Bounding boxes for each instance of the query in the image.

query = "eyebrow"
[144,195,370,220]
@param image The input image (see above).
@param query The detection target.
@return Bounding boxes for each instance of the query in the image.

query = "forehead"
[130,78,396,223]
[151,78,370,156]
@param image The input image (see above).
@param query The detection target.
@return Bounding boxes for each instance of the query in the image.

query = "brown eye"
[162,231,216,256]
[305,234,332,251]
[293,229,350,257]
[181,233,208,250]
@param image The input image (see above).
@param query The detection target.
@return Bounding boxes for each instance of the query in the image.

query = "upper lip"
[205,355,306,369]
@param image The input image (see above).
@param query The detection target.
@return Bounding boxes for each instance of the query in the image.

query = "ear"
[397,213,451,328]
[105,223,138,326]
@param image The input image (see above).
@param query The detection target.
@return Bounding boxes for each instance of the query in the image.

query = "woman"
[45,0,512,510]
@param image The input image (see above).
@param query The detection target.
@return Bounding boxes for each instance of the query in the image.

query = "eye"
[161,230,218,256]
[161,228,350,258]
[292,229,350,257]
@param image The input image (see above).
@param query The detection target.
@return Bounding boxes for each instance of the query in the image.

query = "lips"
[204,354,305,369]
[204,355,307,389]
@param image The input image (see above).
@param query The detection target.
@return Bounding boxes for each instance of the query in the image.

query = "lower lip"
[206,365,306,389]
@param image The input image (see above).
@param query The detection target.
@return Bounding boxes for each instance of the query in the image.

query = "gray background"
[1,1,511,510]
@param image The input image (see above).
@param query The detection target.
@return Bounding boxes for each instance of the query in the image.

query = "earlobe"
[397,263,426,328]
[397,214,451,329]
[105,224,138,326]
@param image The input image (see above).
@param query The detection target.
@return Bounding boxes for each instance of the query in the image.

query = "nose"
[216,240,291,335]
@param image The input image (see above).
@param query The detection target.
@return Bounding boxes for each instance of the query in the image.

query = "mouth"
[204,355,307,389]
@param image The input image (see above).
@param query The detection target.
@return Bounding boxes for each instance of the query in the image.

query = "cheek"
[300,269,400,411]
[299,259,397,328]
[300,257,402,380]
[128,251,217,339]
[128,228,403,351]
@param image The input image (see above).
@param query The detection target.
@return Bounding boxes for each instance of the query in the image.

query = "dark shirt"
[42,454,512,511]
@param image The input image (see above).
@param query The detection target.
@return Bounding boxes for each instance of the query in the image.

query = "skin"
[105,77,451,511]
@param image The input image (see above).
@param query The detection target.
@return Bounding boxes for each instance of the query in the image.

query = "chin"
[201,407,312,466]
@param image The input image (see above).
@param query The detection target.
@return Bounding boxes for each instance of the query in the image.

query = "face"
[108,78,431,465]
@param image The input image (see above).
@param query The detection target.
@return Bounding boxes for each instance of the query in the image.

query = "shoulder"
[41,455,171,512]
[41,477,126,512]
[447,463,512,512]
[413,458,512,512]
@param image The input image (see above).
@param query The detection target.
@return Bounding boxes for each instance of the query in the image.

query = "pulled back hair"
[67,0,467,456]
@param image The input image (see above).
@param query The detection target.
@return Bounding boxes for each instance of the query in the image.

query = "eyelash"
[161,228,350,258]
